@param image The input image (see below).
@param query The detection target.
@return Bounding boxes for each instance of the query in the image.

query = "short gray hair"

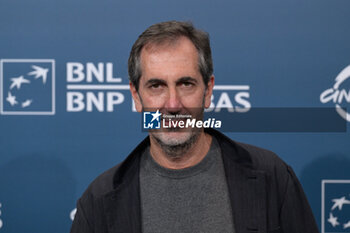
[128,21,213,91]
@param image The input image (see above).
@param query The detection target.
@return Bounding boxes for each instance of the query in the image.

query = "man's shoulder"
[209,127,287,176]
[229,139,292,186]
[235,141,286,168]
[209,129,288,172]
[80,137,150,200]
[83,163,122,198]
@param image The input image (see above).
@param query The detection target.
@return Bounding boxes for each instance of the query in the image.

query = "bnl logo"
[143,110,161,129]
[0,59,55,115]
[322,180,350,233]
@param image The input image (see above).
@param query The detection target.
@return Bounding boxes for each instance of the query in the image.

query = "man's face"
[130,36,214,148]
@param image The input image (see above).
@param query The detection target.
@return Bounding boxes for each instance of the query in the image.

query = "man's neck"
[149,132,212,169]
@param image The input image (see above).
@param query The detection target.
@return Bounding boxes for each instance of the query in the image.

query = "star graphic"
[21,99,33,108]
[344,220,350,229]
[6,92,17,106]
[28,65,49,84]
[328,213,340,227]
[150,110,161,122]
[10,75,30,90]
[331,196,350,211]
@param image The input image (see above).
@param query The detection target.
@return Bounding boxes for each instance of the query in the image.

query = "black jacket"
[70,129,319,233]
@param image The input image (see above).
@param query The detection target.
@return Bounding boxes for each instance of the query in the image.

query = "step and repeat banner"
[1,0,350,232]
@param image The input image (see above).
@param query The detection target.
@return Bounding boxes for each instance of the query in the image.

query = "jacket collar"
[103,129,267,233]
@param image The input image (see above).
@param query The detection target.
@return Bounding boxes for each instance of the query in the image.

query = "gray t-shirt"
[139,137,235,233]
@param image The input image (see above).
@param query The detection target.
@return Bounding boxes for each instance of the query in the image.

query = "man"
[70,21,319,233]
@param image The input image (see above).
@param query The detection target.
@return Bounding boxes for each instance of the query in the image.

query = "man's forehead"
[138,36,202,84]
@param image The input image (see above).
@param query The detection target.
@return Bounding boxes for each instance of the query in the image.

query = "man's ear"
[130,82,143,112]
[204,75,215,109]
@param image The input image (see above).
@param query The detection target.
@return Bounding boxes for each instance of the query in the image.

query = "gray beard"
[151,130,200,159]
[140,91,207,159]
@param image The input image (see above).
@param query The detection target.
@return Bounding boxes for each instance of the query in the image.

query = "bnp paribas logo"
[0,59,55,115]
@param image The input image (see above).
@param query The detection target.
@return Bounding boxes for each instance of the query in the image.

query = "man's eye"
[150,83,162,89]
[181,82,194,87]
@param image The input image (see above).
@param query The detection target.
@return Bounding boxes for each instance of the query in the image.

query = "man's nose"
[164,88,182,112]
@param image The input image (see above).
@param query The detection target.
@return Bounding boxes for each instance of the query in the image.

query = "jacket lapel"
[224,161,267,233]
[103,173,141,233]
[102,138,149,233]
[217,131,267,233]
